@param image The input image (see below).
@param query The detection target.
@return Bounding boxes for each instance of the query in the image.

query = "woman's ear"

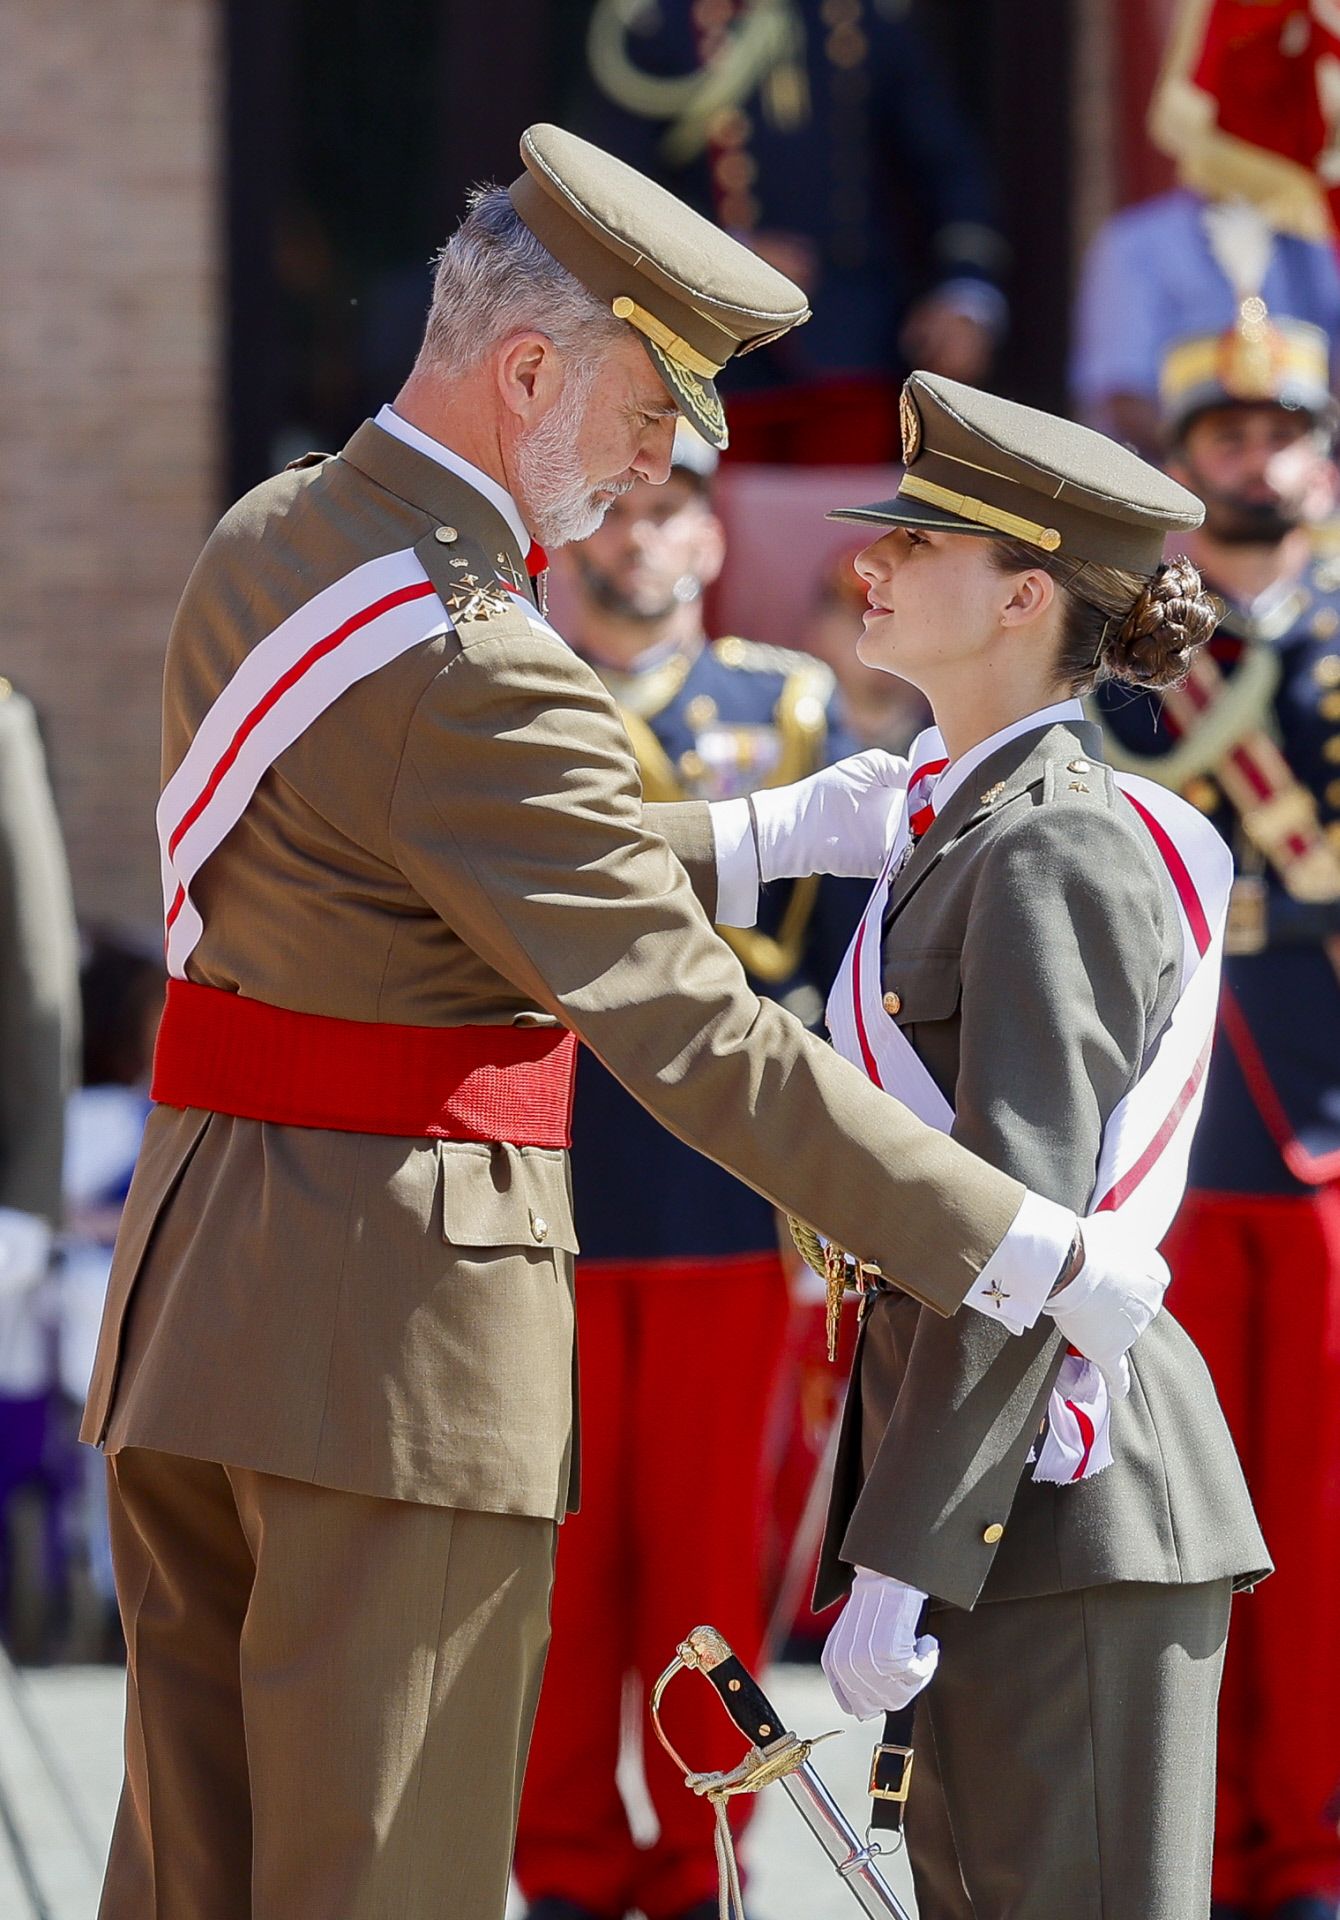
[998,566,1057,629]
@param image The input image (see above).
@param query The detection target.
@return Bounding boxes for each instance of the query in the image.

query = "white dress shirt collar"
[919,697,1087,817]
[375,404,532,555]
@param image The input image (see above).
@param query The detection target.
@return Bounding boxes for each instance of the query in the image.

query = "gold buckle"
[869,1742,914,1804]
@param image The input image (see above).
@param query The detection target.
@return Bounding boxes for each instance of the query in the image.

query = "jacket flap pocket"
[882,949,962,1027]
[439,1142,580,1254]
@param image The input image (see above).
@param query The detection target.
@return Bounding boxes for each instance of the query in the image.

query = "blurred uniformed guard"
[1100,299,1340,1920]
[513,425,861,1920]
[0,676,79,1649]
[582,0,1008,463]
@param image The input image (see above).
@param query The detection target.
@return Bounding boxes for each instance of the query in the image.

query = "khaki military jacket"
[82,419,1030,1522]
[0,684,80,1224]
[814,721,1270,1610]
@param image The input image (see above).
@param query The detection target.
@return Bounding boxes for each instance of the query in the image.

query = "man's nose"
[634,415,676,485]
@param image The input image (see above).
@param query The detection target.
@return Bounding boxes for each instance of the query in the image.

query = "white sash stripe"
[159,547,572,980]
[825,727,1231,1485]
[160,548,449,977]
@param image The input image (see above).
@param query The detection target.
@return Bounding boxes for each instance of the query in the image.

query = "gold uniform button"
[1315,654,1340,686]
[982,1523,1005,1545]
[1328,779,1340,809]
[1322,692,1340,722]
[530,1213,549,1244]
[1067,759,1091,774]
[1325,737,1340,765]
[882,990,902,1017]
[434,526,458,545]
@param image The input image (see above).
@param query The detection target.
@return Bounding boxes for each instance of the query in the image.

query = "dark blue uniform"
[1100,549,1340,1194]
[1098,545,1340,1909]
[579,0,1005,397]
[570,634,864,1254]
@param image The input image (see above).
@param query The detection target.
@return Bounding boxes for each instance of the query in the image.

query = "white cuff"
[709,797,760,927]
[965,1190,1076,1335]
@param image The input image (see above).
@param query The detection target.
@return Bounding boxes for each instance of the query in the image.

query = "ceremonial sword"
[650,1625,914,1920]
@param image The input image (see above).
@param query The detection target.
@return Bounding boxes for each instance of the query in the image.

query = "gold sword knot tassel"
[786,1216,882,1362]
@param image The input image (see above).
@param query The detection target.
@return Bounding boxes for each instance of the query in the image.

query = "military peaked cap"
[1160,305,1336,439]
[830,371,1205,576]
[509,124,810,450]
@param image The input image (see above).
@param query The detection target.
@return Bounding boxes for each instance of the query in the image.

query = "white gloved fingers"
[822,1608,880,1720]
[1101,1352,1132,1401]
[1044,1214,1169,1389]
[750,750,910,883]
[822,1570,934,1720]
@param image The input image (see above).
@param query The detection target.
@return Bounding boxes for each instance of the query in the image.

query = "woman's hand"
[1043,1211,1171,1398]
[821,1566,939,1720]
[749,749,909,883]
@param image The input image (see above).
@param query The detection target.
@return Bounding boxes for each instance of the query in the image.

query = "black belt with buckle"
[869,1702,916,1834]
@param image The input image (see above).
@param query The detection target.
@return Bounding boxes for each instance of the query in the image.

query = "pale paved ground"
[0,1656,916,1919]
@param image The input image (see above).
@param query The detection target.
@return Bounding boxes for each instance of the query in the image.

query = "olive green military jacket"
[0,685,80,1225]
[82,418,1033,1523]
[810,721,1269,1610]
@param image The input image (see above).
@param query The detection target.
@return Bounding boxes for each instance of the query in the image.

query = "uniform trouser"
[1164,1184,1340,1911]
[906,1577,1233,1920]
[512,1250,791,1920]
[98,1446,556,1920]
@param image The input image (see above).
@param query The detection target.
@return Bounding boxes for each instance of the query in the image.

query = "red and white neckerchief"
[826,720,1233,1484]
[158,544,564,980]
[904,750,950,847]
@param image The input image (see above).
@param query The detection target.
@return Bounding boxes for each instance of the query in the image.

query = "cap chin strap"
[896,472,1062,552]
[612,295,723,379]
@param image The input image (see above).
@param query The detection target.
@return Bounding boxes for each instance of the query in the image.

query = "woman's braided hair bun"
[1103,555,1222,690]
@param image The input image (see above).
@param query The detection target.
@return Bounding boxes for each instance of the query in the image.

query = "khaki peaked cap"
[509,124,809,449]
[830,371,1205,576]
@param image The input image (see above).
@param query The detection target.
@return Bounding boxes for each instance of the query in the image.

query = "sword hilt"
[663,1625,786,1749]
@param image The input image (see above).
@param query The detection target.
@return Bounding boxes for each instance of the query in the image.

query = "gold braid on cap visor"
[896,472,1062,552]
[612,296,724,379]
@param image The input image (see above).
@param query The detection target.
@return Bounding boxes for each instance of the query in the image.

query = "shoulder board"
[1039,757,1117,809]
[414,528,537,634]
[712,635,836,698]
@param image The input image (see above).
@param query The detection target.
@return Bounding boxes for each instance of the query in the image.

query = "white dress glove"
[821,1567,939,1721]
[1042,1210,1170,1399]
[747,749,908,883]
[0,1208,52,1299]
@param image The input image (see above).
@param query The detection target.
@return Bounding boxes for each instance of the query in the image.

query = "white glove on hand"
[750,750,908,883]
[1042,1210,1170,1400]
[821,1567,939,1721]
[0,1208,53,1300]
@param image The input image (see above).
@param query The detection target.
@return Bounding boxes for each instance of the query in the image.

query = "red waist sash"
[151,979,577,1146]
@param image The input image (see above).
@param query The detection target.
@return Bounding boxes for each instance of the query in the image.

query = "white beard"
[513,371,631,547]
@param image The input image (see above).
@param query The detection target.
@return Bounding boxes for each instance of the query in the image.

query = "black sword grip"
[700,1653,787,1748]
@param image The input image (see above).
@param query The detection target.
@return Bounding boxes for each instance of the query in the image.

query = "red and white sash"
[157,547,561,978]
[826,726,1233,1483]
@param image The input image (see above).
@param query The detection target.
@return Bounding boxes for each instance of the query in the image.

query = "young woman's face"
[851,526,1020,687]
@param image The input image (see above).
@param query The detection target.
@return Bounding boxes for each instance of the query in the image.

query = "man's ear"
[496,332,563,424]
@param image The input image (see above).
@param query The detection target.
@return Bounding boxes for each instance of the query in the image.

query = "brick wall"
[0,0,220,936]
